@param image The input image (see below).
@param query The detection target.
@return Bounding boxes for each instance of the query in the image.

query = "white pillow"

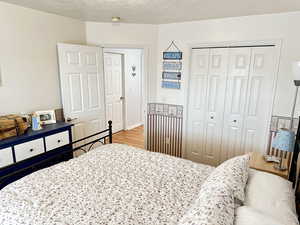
[235,206,285,225]
[245,169,298,225]
[206,154,250,203]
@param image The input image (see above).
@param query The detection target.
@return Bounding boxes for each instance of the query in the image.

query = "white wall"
[156,12,300,117]
[104,48,143,129]
[2,4,300,120]
[85,22,158,102]
[0,2,86,115]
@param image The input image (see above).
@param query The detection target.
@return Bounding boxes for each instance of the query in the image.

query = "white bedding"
[0,144,298,225]
[244,169,299,225]
[0,144,214,225]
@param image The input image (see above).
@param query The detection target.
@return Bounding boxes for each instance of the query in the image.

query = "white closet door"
[187,48,228,166]
[186,49,209,162]
[221,48,252,162]
[221,47,277,161]
[242,47,276,154]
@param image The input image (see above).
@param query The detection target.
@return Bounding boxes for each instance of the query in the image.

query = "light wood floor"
[112,125,144,149]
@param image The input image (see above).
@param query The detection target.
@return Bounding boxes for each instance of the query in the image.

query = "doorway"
[103,48,144,134]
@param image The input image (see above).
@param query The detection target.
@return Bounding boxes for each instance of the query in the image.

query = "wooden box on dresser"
[0,122,73,189]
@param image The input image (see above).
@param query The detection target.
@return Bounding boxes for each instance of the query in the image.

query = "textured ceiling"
[2,0,300,24]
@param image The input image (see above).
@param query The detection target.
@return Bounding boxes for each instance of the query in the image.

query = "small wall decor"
[131,65,136,77]
[162,40,182,89]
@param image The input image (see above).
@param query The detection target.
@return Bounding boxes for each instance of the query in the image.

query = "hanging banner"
[162,41,183,89]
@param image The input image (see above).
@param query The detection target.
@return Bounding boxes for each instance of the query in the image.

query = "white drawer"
[14,139,44,162]
[0,147,14,168]
[45,131,69,151]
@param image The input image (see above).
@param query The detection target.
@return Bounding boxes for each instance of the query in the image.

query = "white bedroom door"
[57,43,106,152]
[186,48,229,166]
[104,53,124,133]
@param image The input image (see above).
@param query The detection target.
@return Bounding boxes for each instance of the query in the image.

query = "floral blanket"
[0,144,213,225]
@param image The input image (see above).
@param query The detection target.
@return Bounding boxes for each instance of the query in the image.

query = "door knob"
[120,96,125,100]
[233,120,237,123]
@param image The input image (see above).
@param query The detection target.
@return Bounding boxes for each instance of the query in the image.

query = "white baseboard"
[126,123,143,130]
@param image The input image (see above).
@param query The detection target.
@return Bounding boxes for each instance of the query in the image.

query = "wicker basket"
[0,115,29,140]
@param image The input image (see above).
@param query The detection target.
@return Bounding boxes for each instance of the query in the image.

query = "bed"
[0,123,299,225]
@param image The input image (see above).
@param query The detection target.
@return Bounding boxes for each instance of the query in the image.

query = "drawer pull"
[57,140,61,143]
[29,149,34,152]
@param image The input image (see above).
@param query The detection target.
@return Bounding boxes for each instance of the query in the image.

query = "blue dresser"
[0,122,73,189]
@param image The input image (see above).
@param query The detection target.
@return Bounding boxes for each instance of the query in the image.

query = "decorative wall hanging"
[162,40,182,89]
[131,65,136,77]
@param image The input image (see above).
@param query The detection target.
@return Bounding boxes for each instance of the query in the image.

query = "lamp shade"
[272,129,295,153]
[292,61,300,81]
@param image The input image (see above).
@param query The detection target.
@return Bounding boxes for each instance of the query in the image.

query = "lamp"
[291,61,300,129]
[272,129,295,170]
[270,61,300,171]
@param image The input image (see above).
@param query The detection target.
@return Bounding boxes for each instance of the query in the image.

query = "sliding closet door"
[220,48,252,162]
[187,48,228,166]
[242,47,277,154]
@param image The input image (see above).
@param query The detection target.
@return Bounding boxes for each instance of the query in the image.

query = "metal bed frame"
[72,120,113,153]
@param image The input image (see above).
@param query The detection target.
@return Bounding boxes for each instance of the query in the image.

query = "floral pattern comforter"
[0,144,214,225]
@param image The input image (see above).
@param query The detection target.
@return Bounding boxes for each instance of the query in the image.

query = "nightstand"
[249,152,289,179]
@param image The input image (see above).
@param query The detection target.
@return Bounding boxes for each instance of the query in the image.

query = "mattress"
[0,144,214,225]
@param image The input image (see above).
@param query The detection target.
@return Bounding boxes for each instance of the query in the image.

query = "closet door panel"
[242,47,276,153]
[186,49,209,161]
[202,48,229,166]
[187,48,228,166]
[221,48,251,162]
